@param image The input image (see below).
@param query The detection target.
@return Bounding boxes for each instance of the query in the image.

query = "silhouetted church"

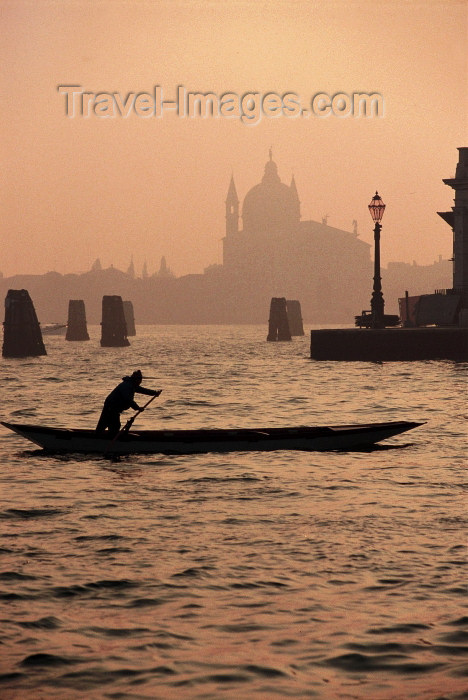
[0,153,384,325]
[222,151,372,320]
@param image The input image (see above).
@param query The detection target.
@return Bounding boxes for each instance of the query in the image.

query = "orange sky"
[1,0,467,278]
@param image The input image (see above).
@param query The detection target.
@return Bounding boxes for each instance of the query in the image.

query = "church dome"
[242,152,300,235]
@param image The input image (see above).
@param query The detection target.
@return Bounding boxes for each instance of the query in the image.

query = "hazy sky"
[2,0,467,278]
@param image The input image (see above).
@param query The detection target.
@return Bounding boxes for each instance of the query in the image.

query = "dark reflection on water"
[0,326,467,699]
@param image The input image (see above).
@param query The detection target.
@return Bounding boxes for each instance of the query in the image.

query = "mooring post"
[286,300,304,336]
[100,295,130,347]
[2,289,47,358]
[267,297,292,341]
[123,301,136,336]
[65,300,90,341]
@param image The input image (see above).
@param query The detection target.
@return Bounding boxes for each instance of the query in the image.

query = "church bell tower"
[438,148,468,297]
[225,175,239,237]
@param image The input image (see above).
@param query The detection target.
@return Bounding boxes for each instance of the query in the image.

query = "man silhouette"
[96,370,161,435]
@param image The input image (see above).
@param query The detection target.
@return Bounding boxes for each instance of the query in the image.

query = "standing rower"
[96,370,161,435]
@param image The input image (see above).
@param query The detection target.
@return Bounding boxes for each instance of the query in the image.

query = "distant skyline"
[2,0,467,278]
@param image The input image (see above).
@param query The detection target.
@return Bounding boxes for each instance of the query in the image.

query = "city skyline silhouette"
[2,1,466,280]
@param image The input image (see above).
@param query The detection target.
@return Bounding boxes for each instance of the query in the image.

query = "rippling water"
[0,326,467,699]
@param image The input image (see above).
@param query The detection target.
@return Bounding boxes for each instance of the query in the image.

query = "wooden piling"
[286,300,304,336]
[100,295,130,347]
[267,297,291,341]
[123,301,136,336]
[2,289,47,358]
[65,300,90,341]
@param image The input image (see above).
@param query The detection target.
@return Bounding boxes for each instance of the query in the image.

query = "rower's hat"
[131,370,143,382]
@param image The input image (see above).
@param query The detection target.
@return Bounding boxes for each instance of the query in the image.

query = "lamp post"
[368,191,386,329]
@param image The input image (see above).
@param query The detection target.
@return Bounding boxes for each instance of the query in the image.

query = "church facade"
[222,152,373,321]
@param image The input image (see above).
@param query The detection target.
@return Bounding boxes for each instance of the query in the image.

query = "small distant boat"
[41,323,67,335]
[0,420,423,456]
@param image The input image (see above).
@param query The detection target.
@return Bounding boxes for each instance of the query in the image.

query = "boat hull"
[1,421,423,456]
[41,324,67,335]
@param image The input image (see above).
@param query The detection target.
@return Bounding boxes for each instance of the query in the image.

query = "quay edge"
[310,327,468,361]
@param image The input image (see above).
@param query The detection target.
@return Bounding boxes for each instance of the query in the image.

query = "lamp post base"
[370,290,385,328]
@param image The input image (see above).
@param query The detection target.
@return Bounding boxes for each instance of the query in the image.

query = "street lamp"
[368,191,386,328]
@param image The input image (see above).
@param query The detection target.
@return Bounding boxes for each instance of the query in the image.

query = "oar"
[110,392,161,445]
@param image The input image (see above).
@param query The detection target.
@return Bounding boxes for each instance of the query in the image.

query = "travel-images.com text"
[58,86,384,123]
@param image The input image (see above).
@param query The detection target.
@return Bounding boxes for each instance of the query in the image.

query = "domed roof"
[242,151,300,235]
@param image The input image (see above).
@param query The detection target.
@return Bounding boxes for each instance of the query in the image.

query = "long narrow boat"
[41,323,67,335]
[1,420,423,456]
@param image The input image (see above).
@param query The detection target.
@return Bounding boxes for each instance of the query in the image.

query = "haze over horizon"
[2,0,467,279]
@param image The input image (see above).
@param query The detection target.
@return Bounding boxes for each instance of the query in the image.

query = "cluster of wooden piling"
[66,300,89,341]
[2,290,136,357]
[267,297,304,341]
[3,288,309,358]
[100,295,130,347]
[2,289,47,358]
[123,301,136,336]
[286,300,304,336]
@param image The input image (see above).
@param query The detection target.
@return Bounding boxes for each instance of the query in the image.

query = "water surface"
[0,326,466,699]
